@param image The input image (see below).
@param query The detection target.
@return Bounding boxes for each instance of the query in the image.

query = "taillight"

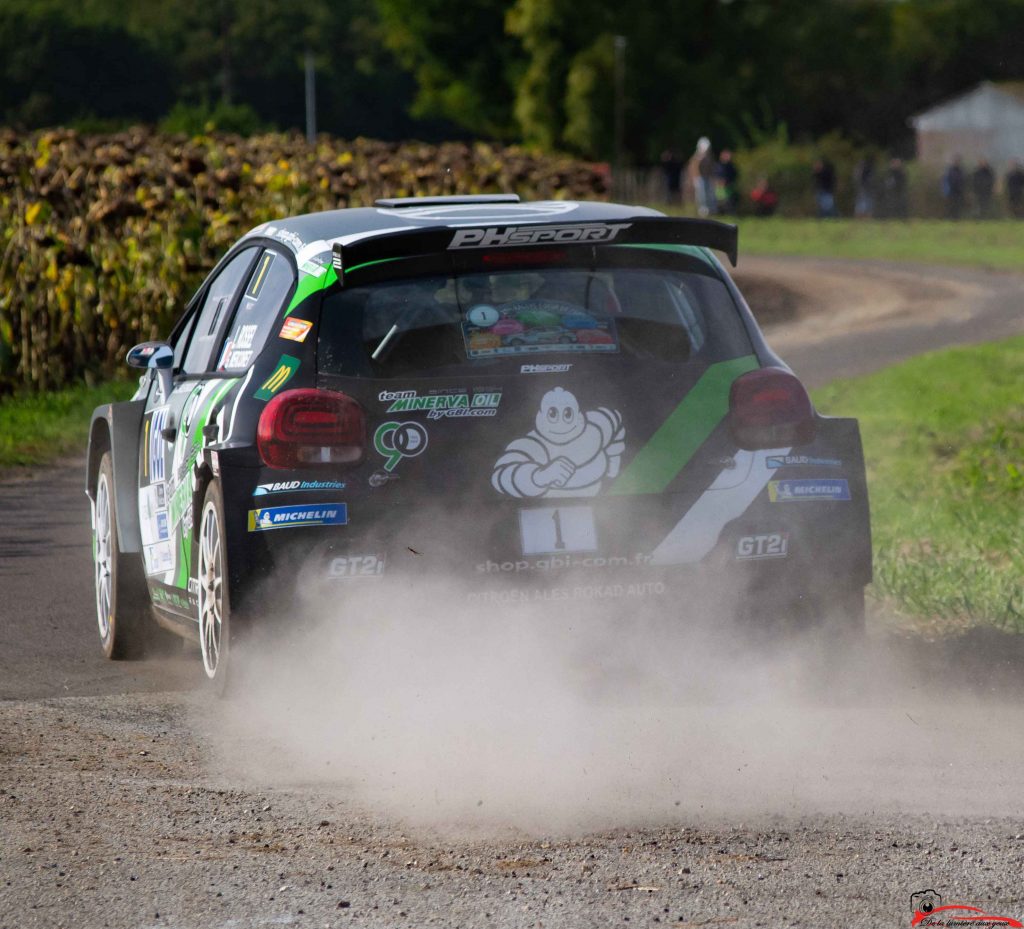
[257,389,365,470]
[729,367,815,450]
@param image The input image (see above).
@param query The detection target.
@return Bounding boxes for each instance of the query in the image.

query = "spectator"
[941,156,966,219]
[1006,159,1024,218]
[881,157,908,219]
[853,154,876,218]
[659,149,683,205]
[812,157,838,217]
[750,177,779,217]
[686,136,717,217]
[972,159,995,218]
[715,149,740,214]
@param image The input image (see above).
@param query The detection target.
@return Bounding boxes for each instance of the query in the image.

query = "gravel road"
[2,257,1024,929]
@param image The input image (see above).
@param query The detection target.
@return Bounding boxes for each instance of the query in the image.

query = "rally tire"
[197,479,232,693]
[93,451,151,659]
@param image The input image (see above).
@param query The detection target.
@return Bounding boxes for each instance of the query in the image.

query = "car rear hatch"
[305,220,779,592]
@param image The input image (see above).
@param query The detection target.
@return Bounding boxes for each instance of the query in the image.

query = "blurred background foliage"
[0,129,605,393]
[3,0,1024,162]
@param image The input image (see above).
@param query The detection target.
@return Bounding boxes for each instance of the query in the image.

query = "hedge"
[0,128,607,392]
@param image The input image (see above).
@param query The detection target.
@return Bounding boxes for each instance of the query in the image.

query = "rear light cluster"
[258,389,366,470]
[729,367,816,450]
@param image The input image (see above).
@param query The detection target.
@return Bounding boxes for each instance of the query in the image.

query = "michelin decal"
[492,387,624,498]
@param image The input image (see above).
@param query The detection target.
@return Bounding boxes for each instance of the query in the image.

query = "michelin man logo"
[492,387,624,498]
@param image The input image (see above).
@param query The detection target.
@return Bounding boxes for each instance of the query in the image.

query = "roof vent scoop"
[374,194,521,208]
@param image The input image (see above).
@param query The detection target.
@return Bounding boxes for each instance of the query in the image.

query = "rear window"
[318,252,750,379]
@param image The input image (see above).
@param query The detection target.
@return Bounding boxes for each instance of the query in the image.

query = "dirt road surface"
[2,257,1024,929]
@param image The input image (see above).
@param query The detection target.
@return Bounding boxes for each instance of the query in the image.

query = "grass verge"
[660,210,1024,270]
[0,380,137,468]
[812,336,1024,632]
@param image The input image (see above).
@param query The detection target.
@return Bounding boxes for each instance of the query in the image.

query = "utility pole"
[613,35,627,198]
[304,49,317,144]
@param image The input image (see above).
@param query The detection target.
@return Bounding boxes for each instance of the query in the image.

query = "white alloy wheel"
[197,496,226,679]
[94,468,114,649]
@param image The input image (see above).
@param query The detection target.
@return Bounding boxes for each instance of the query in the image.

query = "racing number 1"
[551,509,566,550]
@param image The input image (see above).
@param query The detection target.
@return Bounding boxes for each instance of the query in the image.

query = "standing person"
[882,157,909,219]
[971,159,995,218]
[659,149,683,205]
[1006,159,1024,218]
[716,149,740,214]
[812,157,838,218]
[853,154,876,218]
[750,176,779,216]
[716,148,741,214]
[687,137,717,217]
[941,156,966,220]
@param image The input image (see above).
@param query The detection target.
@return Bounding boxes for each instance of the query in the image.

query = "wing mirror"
[127,341,174,402]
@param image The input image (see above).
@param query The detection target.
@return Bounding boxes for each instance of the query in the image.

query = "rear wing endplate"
[331,216,738,283]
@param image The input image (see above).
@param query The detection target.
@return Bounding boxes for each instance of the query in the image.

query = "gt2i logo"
[910,889,1022,927]
[492,387,624,498]
[736,533,789,560]
[328,553,385,579]
[374,421,428,472]
[448,222,632,250]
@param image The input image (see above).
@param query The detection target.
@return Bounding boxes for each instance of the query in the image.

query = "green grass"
[660,210,1024,269]
[812,336,1024,631]
[0,380,137,468]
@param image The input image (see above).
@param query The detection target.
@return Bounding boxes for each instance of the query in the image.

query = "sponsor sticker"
[466,582,666,604]
[328,553,386,579]
[377,388,501,420]
[374,421,428,472]
[247,504,348,531]
[736,532,789,560]
[279,317,313,343]
[255,354,300,400]
[492,387,624,498]
[521,363,573,374]
[766,454,842,469]
[448,222,632,250]
[254,479,346,496]
[767,479,850,502]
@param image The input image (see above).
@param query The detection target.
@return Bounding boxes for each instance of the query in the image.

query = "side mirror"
[127,341,174,402]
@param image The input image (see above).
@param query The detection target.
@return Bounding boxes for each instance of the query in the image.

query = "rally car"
[86,195,871,685]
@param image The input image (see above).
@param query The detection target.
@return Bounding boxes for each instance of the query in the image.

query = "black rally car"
[86,195,871,683]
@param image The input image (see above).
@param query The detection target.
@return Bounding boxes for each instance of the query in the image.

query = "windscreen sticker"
[768,479,850,502]
[492,388,624,498]
[247,504,348,531]
[378,388,501,420]
[463,299,618,358]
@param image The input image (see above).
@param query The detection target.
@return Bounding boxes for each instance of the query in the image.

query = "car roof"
[243,199,666,257]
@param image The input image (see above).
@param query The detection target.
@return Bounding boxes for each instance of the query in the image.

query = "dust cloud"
[205,574,1024,835]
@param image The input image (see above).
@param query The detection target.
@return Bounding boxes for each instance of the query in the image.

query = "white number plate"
[519,506,597,556]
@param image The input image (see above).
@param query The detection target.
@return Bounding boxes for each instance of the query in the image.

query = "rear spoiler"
[331,216,738,283]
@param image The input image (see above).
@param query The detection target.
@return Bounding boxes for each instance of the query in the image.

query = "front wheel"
[93,451,151,659]
[197,480,232,688]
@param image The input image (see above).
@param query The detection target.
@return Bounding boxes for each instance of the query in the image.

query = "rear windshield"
[318,251,751,378]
